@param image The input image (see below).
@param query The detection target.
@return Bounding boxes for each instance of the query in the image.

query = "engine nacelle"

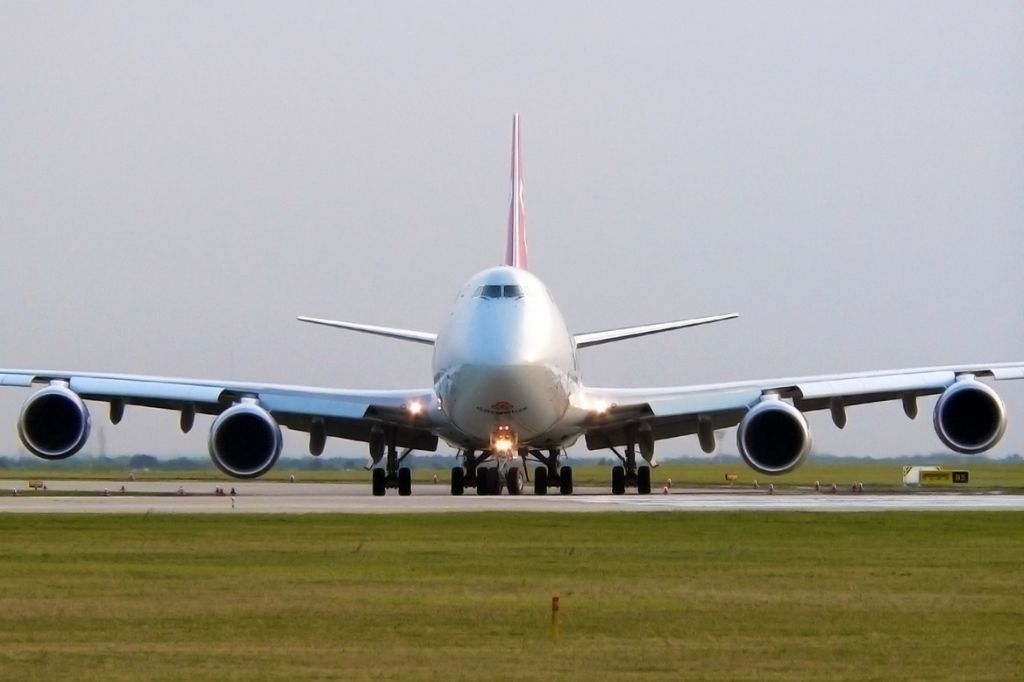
[208,402,283,479]
[933,379,1006,454]
[736,398,811,475]
[18,385,92,460]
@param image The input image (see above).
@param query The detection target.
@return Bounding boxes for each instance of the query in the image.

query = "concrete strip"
[1,479,1023,513]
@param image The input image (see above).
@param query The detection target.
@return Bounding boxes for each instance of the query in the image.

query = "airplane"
[4,115,1023,497]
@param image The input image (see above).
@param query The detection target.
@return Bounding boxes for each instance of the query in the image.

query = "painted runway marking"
[576,493,1024,512]
[3,481,1024,513]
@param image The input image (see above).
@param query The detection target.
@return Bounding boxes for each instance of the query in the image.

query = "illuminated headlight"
[490,425,518,455]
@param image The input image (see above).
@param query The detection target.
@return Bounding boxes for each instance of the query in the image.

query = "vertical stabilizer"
[505,114,528,270]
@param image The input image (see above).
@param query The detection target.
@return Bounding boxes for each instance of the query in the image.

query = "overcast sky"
[1,2,1022,461]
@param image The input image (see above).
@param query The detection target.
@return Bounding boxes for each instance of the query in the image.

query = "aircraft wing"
[297,317,437,345]
[576,362,1024,452]
[574,313,738,348]
[0,368,439,451]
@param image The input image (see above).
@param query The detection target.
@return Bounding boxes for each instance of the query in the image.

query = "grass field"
[0,513,1022,681]
[5,459,1024,490]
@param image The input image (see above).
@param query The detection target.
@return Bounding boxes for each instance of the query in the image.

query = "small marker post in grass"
[550,593,560,642]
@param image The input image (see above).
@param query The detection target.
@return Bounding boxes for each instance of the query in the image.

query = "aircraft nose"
[464,337,532,366]
[445,363,568,442]
[461,307,559,366]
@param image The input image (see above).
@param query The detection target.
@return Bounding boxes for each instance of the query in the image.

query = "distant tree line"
[0,453,460,471]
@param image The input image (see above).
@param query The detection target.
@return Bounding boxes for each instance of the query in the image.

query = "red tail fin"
[505,114,528,270]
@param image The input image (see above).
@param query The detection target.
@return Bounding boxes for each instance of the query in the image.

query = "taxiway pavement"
[2,479,1024,513]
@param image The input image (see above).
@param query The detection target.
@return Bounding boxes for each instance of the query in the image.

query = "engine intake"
[208,402,283,479]
[933,379,1006,454]
[18,385,92,460]
[736,399,811,475]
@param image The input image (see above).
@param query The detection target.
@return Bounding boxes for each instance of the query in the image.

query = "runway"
[2,479,1024,513]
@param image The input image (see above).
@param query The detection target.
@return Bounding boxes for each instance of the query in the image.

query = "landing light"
[491,425,518,454]
[407,401,423,416]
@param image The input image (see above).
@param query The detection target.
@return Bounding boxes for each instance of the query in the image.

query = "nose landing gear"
[450,448,570,496]
[505,467,524,495]
[476,454,523,496]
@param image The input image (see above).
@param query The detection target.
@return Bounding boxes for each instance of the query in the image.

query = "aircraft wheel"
[637,466,652,495]
[611,466,626,495]
[506,468,523,495]
[476,468,493,496]
[372,468,386,497]
[534,466,548,495]
[398,467,412,496]
[451,467,465,496]
[559,465,574,495]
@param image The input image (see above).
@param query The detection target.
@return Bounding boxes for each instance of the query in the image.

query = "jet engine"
[18,384,92,460]
[736,398,811,475]
[208,402,282,479]
[933,379,1006,454]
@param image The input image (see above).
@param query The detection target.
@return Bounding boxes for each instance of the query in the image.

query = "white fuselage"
[432,266,579,452]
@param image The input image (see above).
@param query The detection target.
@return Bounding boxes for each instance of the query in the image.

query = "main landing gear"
[371,438,413,497]
[450,449,489,496]
[608,430,652,495]
[449,448,573,496]
[531,448,573,496]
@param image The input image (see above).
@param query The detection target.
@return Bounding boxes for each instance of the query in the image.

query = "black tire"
[534,466,548,495]
[638,466,652,495]
[611,465,626,495]
[476,468,493,496]
[559,465,573,495]
[398,467,412,496]
[451,467,465,496]
[372,468,386,497]
[506,468,522,496]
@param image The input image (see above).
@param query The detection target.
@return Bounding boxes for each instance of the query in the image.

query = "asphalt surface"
[1,479,1024,513]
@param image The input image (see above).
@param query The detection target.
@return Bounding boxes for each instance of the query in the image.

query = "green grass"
[0,513,1022,681]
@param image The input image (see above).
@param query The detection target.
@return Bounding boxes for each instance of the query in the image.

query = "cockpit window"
[476,285,503,299]
[474,284,526,299]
